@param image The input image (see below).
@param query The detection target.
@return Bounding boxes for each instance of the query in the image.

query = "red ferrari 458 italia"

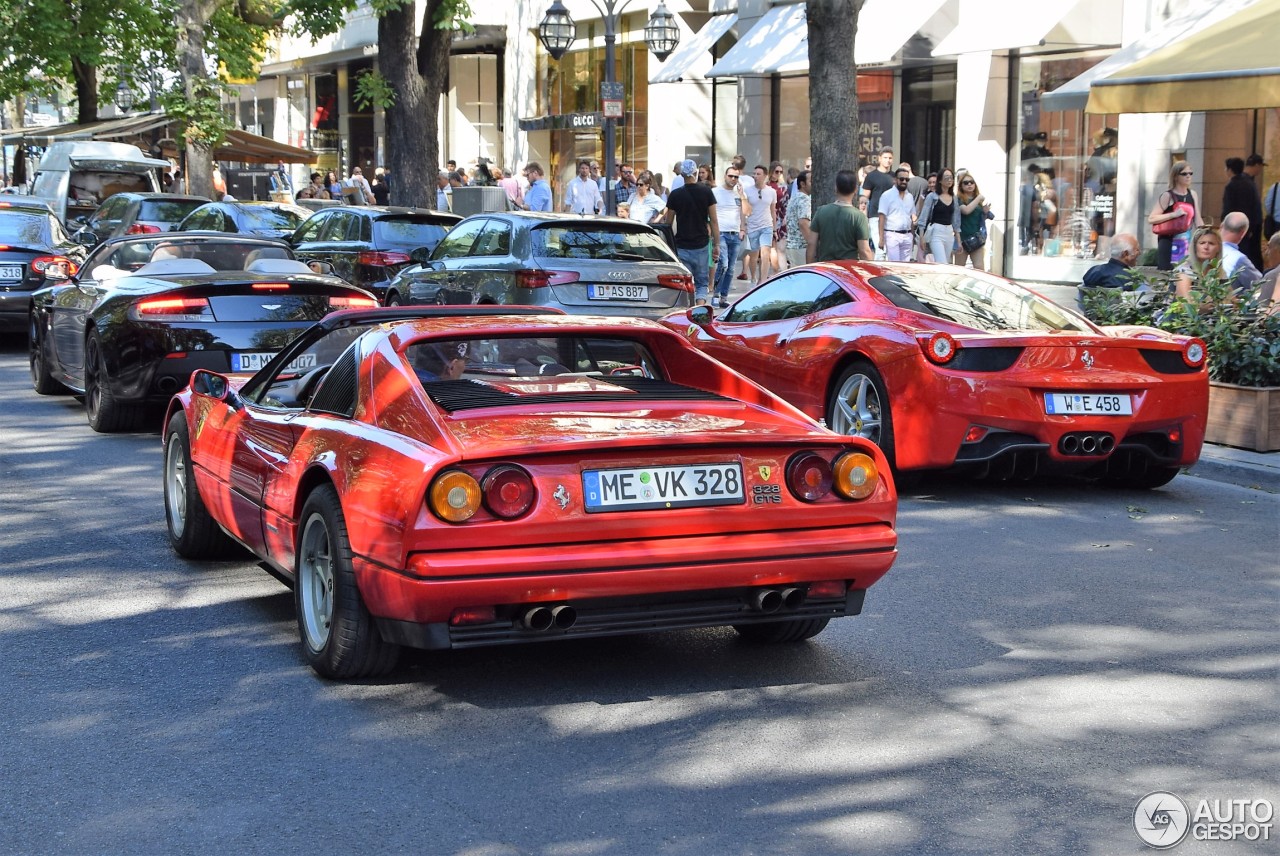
[664,262,1208,488]
[163,307,898,679]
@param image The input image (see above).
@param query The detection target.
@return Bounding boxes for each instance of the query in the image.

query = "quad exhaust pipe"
[520,604,577,632]
[1059,432,1115,456]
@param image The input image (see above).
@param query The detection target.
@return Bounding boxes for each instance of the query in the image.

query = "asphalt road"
[0,332,1276,856]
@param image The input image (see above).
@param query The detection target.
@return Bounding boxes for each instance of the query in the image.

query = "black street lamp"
[115,80,135,114]
[538,0,680,215]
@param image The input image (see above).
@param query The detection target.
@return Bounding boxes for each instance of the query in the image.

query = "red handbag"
[1153,200,1195,236]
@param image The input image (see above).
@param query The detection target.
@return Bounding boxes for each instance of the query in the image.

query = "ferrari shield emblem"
[758,465,772,480]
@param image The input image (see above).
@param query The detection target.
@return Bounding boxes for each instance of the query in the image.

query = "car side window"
[723,272,838,323]
[473,221,511,257]
[186,209,216,231]
[293,212,328,244]
[91,196,126,228]
[432,218,487,260]
[358,216,372,243]
[319,211,354,242]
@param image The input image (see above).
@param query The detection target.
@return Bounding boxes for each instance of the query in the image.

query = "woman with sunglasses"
[1147,160,1202,271]
[627,177,666,225]
[915,168,960,264]
[955,172,992,269]
[768,161,790,269]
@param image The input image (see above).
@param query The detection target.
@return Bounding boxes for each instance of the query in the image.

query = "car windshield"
[240,206,306,231]
[139,199,206,223]
[0,212,50,244]
[84,237,294,273]
[866,271,1092,333]
[373,217,451,250]
[531,224,676,262]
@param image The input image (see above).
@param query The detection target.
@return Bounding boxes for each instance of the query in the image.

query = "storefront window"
[535,13,649,197]
[773,72,894,173]
[1010,54,1119,281]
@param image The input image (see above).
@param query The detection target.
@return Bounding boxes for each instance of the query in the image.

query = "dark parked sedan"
[387,212,694,319]
[290,205,461,304]
[28,234,377,432]
[70,192,210,248]
[0,201,87,332]
[177,200,310,241]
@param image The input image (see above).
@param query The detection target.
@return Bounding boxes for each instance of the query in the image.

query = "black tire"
[163,411,240,559]
[29,313,68,395]
[84,331,144,432]
[384,291,402,307]
[1103,464,1181,490]
[826,359,898,468]
[295,485,399,679]
[733,618,830,643]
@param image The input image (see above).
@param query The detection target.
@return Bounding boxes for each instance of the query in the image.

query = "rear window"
[241,206,306,231]
[372,217,451,250]
[139,199,206,223]
[0,213,50,244]
[866,271,1091,333]
[531,225,676,262]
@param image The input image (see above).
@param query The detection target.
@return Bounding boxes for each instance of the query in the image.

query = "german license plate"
[1044,392,1132,415]
[0,265,22,280]
[582,462,744,512]
[588,283,649,301]
[231,351,317,373]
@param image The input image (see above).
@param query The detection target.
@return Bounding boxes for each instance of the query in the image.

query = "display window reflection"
[1015,55,1120,266]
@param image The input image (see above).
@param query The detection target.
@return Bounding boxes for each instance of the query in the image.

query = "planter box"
[1206,382,1280,452]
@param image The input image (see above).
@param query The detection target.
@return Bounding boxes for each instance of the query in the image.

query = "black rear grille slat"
[950,347,1023,372]
[1139,348,1198,374]
[426,377,733,412]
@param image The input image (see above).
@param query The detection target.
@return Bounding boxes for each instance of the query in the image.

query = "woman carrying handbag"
[1147,161,1202,270]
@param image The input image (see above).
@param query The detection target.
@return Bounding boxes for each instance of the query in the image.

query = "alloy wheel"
[298,514,335,652]
[831,373,883,442]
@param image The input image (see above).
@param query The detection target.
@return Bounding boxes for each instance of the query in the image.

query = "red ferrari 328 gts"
[664,262,1208,488]
[163,307,898,679]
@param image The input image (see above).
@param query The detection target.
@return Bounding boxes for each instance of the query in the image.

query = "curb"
[1185,448,1280,492]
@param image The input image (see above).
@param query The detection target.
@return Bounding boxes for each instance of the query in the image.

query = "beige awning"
[1086,0,1280,113]
[0,112,318,164]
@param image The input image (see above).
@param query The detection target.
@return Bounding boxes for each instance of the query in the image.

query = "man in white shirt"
[563,159,603,215]
[877,168,918,261]
[742,164,777,284]
[711,165,751,308]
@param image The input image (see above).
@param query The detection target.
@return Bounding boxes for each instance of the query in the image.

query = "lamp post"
[538,0,679,215]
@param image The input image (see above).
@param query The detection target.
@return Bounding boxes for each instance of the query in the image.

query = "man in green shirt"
[808,169,874,262]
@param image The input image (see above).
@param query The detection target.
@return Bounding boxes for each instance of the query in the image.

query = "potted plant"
[1082,267,1280,452]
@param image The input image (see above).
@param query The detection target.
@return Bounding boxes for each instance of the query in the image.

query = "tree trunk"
[176,0,217,199]
[806,0,860,208]
[380,0,452,210]
[71,58,99,124]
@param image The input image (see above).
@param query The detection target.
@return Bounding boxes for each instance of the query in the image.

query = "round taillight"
[924,332,957,365]
[482,465,536,519]
[832,451,880,500]
[429,470,481,523]
[1183,337,1206,368]
[786,452,833,502]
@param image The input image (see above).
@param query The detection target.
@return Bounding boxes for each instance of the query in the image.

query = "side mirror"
[74,230,99,247]
[409,246,433,264]
[191,369,241,409]
[688,305,715,327]
[307,260,335,276]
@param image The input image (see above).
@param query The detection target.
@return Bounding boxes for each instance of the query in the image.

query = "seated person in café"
[1081,233,1141,291]
[1259,232,1280,312]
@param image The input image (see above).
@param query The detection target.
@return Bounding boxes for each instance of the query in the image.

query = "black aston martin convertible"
[28,234,378,432]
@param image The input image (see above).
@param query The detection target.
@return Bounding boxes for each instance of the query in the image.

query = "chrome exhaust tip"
[551,605,577,629]
[752,589,782,614]
[780,587,806,610]
[521,606,553,632]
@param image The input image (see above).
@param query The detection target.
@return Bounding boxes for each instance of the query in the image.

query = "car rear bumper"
[377,586,869,651]
[0,292,33,330]
[354,522,897,647]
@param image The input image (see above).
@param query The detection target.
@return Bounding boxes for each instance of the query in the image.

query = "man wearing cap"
[664,159,719,305]
[1223,156,1264,270]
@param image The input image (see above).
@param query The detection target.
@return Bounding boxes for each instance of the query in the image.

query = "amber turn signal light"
[429,469,482,523]
[832,451,879,500]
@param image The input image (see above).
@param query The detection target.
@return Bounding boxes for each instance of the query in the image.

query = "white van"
[31,141,171,225]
